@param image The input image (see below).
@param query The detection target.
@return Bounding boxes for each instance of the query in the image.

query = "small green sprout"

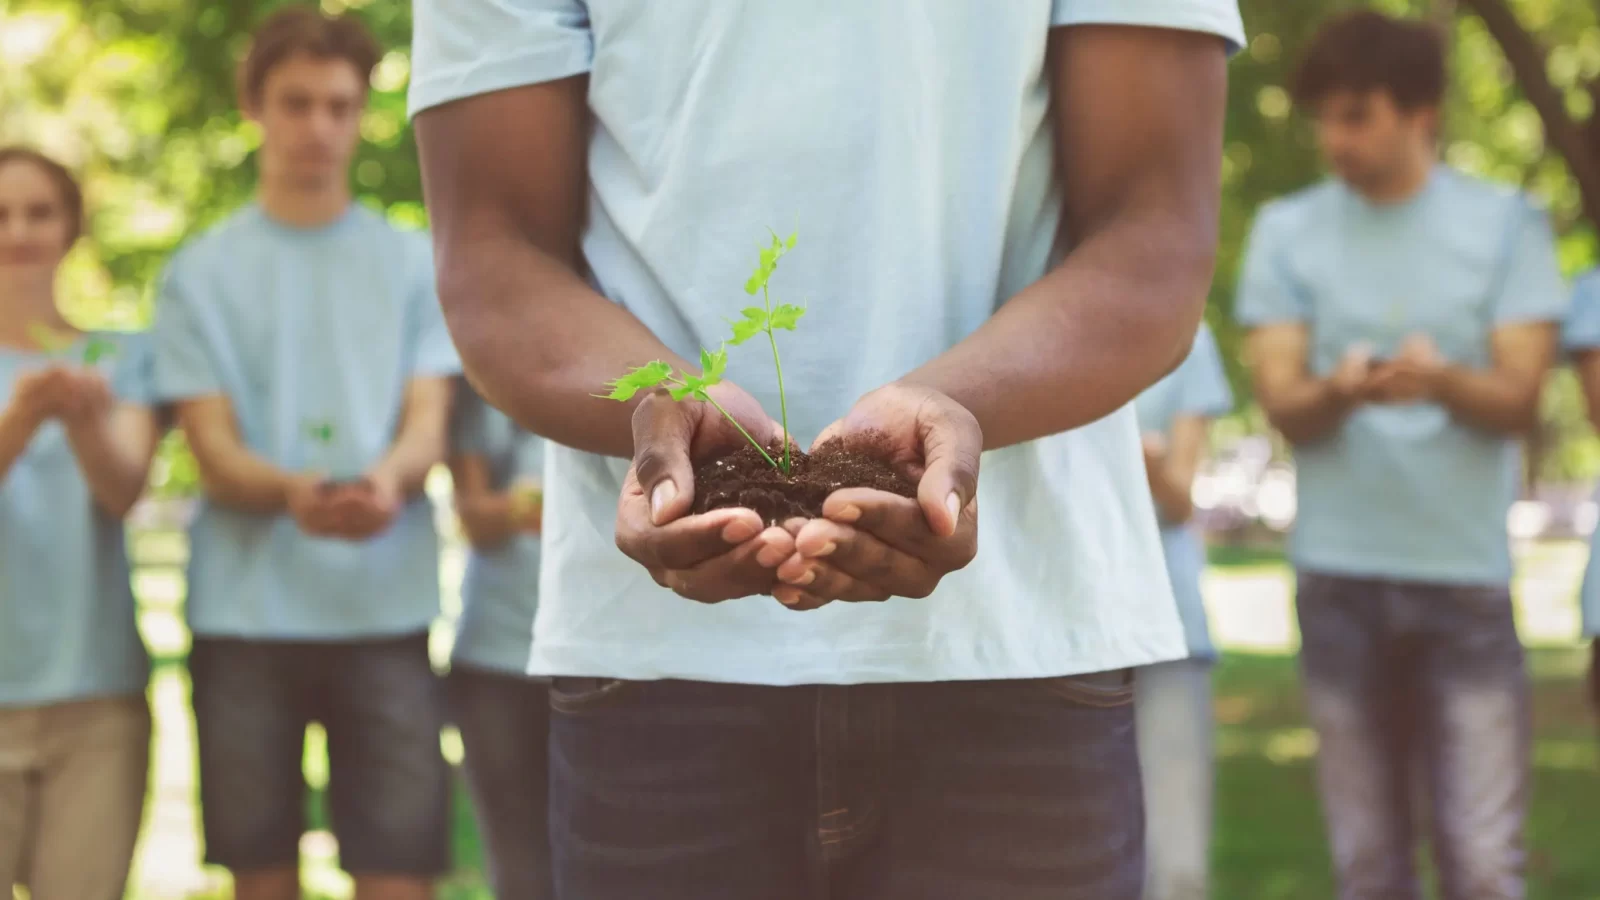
[28,321,117,365]
[601,229,806,473]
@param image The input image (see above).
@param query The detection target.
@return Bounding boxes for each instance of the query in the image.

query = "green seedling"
[304,419,359,489]
[601,229,806,473]
[28,321,117,365]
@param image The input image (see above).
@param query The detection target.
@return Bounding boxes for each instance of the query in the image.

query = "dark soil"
[692,435,916,523]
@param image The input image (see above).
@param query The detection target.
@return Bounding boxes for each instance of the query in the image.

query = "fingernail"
[781,568,816,586]
[833,505,861,523]
[945,492,961,521]
[811,541,837,558]
[777,589,801,607]
[651,482,676,522]
[723,519,758,543]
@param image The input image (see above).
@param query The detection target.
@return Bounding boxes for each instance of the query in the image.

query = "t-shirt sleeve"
[107,331,155,407]
[1175,324,1234,418]
[1051,0,1245,53]
[1563,272,1600,353]
[1490,194,1569,326]
[408,0,593,119]
[149,261,227,402]
[1233,204,1308,327]
[404,234,464,379]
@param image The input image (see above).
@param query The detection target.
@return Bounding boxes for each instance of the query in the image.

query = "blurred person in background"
[146,8,460,900]
[447,377,551,900]
[1237,11,1567,899]
[1562,271,1600,721]
[0,146,164,900]
[1134,321,1233,900]
[410,0,1241,898]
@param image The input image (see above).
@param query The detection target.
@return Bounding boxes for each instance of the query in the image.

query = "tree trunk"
[1458,0,1600,230]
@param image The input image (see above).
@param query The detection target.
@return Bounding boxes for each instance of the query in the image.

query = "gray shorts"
[189,632,450,876]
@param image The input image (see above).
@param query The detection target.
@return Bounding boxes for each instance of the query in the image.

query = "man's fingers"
[821,490,934,551]
[618,505,765,571]
[916,411,981,538]
[781,519,938,599]
[661,526,795,603]
[630,393,697,526]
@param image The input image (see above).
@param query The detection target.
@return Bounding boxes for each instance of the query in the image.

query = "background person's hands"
[325,469,403,540]
[6,366,75,425]
[1328,342,1375,402]
[615,382,797,603]
[1364,333,1445,404]
[58,367,115,426]
[773,382,981,610]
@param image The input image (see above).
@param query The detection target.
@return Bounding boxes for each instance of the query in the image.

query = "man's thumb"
[631,395,696,526]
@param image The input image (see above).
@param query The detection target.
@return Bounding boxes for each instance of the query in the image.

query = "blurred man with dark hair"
[1239,10,1567,899]
[148,7,458,900]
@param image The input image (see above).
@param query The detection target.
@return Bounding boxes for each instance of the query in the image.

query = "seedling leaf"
[728,308,767,345]
[786,231,797,249]
[769,304,806,331]
[700,346,728,383]
[600,360,672,401]
[83,337,117,365]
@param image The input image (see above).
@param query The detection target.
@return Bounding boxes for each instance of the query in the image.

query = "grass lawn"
[119,536,1600,900]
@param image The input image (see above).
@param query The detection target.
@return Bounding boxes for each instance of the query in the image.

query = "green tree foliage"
[3,0,1598,484]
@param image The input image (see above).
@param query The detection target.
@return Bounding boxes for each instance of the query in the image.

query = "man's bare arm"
[1428,323,1555,435]
[1146,415,1207,524]
[902,26,1227,448]
[178,395,304,512]
[1248,323,1362,445]
[370,377,453,495]
[415,78,690,459]
[64,403,162,519]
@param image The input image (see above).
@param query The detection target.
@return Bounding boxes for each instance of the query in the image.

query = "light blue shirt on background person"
[150,204,461,640]
[1562,269,1600,638]
[409,0,1246,685]
[1235,168,1569,587]
[450,381,545,676]
[0,332,154,707]
[1134,324,1234,661]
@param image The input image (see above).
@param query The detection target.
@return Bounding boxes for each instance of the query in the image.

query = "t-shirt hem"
[1291,554,1511,588]
[186,619,437,643]
[0,681,148,709]
[528,638,1189,686]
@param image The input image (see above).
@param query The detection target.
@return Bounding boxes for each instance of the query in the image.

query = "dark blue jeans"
[548,673,1144,900]
[1296,572,1531,900]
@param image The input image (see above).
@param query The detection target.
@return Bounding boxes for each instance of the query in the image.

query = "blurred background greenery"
[4,0,1600,897]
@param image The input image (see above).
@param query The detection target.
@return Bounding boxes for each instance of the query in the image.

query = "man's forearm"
[64,407,155,519]
[191,439,299,513]
[438,232,690,459]
[1146,465,1194,524]
[1263,379,1357,445]
[902,215,1210,450]
[1432,366,1540,435]
[0,407,39,484]
[371,421,447,495]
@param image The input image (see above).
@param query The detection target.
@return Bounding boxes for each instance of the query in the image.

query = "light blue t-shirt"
[1563,269,1600,637]
[150,204,462,640]
[450,382,545,675]
[410,0,1246,685]
[1134,324,1233,660]
[1236,169,1569,585]
[1,332,154,707]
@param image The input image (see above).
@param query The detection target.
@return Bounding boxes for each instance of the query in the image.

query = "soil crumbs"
[692,437,916,523]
